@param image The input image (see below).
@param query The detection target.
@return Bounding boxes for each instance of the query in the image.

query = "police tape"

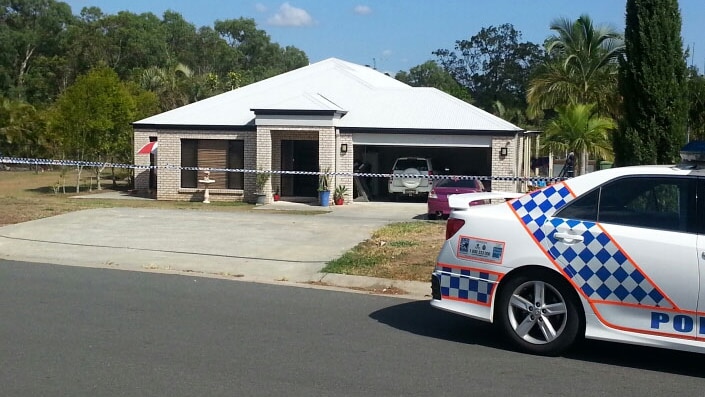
[0,156,567,183]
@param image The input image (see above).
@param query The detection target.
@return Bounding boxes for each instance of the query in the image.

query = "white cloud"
[267,3,314,27]
[254,3,267,12]
[382,49,392,57]
[353,5,372,15]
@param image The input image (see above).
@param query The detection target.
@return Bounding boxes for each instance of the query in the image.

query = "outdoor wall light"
[340,143,348,153]
[499,147,508,156]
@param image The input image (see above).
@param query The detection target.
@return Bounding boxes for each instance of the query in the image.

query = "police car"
[431,141,705,356]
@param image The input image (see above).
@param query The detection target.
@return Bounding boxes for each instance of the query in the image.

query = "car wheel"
[496,271,581,356]
[427,212,437,220]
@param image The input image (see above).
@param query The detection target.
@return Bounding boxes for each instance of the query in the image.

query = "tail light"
[446,218,465,240]
[429,189,437,199]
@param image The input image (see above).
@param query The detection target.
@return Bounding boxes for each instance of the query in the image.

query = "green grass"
[321,221,445,282]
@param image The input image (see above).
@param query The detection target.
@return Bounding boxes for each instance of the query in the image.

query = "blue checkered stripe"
[439,266,499,304]
[510,183,670,308]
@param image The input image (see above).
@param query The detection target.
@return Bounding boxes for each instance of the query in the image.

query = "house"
[132,58,527,204]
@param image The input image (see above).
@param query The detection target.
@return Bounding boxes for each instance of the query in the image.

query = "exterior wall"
[267,127,318,201]
[318,127,335,205]
[136,129,253,202]
[490,135,520,193]
[135,128,520,202]
[253,128,273,204]
[134,129,155,192]
[263,126,353,205]
[336,131,354,204]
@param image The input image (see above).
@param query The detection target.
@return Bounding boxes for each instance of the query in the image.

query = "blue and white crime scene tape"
[0,156,567,183]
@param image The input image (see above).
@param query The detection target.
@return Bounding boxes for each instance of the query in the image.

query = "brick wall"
[134,128,521,202]
[134,130,155,192]
[490,136,520,193]
[135,128,252,202]
[336,132,353,204]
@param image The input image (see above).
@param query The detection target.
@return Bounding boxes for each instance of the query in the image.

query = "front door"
[281,140,318,197]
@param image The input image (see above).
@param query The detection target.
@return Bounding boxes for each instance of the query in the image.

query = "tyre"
[401,167,421,189]
[495,271,581,356]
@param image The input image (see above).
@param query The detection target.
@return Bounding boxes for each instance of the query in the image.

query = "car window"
[555,188,599,221]
[557,176,696,233]
[393,159,428,171]
[435,178,482,189]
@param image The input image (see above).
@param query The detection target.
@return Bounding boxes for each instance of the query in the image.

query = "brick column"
[252,127,272,204]
[491,136,519,192]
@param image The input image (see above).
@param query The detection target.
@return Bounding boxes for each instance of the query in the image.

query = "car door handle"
[554,232,584,243]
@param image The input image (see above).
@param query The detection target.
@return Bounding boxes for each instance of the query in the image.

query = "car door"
[547,176,699,340]
[696,179,705,339]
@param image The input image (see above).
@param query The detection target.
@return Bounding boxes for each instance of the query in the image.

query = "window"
[181,139,198,188]
[555,188,599,221]
[227,140,244,189]
[556,176,696,233]
[393,158,430,171]
[434,178,483,189]
[180,139,245,189]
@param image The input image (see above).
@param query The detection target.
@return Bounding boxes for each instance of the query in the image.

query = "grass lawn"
[0,168,445,282]
[323,221,445,281]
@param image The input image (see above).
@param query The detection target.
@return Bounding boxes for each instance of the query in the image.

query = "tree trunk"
[75,165,83,193]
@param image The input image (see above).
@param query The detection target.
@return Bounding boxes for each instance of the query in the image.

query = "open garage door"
[351,133,492,200]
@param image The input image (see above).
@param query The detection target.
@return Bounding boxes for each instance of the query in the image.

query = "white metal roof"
[134,58,522,132]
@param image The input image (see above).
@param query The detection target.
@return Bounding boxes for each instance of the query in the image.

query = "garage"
[351,132,493,200]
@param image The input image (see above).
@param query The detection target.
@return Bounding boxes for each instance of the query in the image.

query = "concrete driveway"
[0,201,430,295]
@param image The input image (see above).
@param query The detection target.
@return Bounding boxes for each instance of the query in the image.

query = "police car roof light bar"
[679,140,705,164]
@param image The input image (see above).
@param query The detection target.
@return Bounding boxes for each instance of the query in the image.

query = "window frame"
[555,175,699,233]
[180,139,245,190]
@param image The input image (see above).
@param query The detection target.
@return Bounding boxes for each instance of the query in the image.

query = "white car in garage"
[388,157,433,199]
[431,142,705,356]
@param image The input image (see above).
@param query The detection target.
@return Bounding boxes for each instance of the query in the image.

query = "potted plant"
[273,188,280,201]
[317,167,331,207]
[255,169,270,205]
[333,184,347,205]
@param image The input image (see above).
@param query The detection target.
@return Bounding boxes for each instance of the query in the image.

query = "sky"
[62,0,705,75]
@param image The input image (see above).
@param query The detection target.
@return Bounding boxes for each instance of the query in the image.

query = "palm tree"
[528,15,624,118]
[0,98,47,161]
[139,63,205,111]
[542,103,615,176]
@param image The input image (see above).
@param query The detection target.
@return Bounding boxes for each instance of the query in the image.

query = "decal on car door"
[509,183,676,309]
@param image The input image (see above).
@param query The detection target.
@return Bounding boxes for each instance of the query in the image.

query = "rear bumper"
[431,273,441,300]
[427,199,450,216]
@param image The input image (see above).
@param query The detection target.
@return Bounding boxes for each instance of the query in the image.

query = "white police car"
[431,141,705,356]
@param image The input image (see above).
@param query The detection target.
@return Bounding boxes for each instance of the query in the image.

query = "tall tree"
[687,68,705,140]
[615,0,688,165]
[47,66,137,191]
[0,0,74,101]
[0,97,46,159]
[527,15,623,118]
[433,24,544,112]
[214,18,307,83]
[542,103,615,175]
[395,60,471,102]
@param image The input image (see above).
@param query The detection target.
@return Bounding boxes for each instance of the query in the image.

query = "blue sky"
[63,0,705,74]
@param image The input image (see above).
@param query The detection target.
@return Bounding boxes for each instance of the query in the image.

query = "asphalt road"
[1,260,703,397]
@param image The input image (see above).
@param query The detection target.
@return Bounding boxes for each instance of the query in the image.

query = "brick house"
[132,58,527,204]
